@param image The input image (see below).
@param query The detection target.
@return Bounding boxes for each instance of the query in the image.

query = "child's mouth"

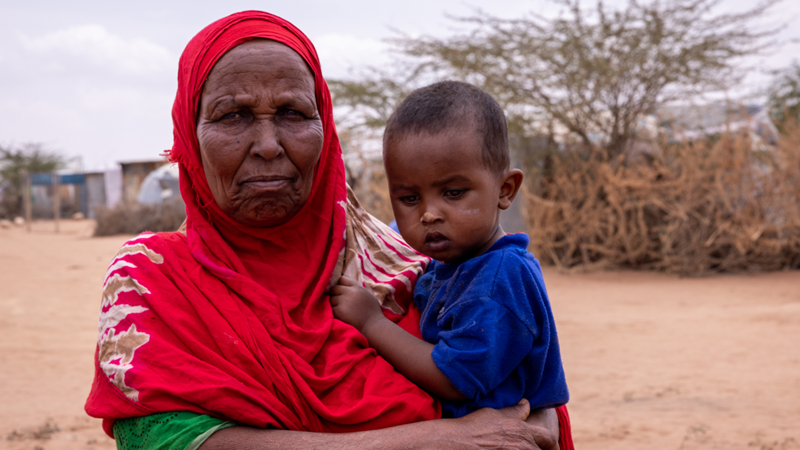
[424,232,450,252]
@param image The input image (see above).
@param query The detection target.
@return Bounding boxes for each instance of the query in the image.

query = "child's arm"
[329,275,467,401]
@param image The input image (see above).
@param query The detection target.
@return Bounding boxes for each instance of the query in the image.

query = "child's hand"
[329,275,385,333]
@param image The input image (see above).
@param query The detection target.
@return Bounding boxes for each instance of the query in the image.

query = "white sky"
[1,0,798,171]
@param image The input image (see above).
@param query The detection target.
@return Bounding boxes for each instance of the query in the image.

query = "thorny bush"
[524,123,800,274]
[93,198,186,237]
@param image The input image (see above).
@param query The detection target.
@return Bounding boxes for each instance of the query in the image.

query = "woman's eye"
[280,108,306,119]
[219,111,242,121]
[444,189,465,199]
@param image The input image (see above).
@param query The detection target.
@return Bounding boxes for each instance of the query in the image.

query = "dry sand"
[1,220,798,450]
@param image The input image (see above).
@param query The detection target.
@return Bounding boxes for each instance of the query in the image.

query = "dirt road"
[1,220,798,449]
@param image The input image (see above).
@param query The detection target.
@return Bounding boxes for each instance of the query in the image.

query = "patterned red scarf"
[85,11,438,436]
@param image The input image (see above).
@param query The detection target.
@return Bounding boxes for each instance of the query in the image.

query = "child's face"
[385,130,516,264]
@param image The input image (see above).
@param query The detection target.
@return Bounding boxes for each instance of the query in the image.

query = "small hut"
[120,159,170,204]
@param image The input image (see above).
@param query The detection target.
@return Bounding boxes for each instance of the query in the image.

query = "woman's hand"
[525,407,560,450]
[329,275,385,332]
[443,399,559,450]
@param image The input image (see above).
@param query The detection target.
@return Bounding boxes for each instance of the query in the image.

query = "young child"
[330,81,569,419]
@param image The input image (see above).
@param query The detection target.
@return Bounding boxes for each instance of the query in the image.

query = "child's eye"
[398,195,420,205]
[443,189,465,199]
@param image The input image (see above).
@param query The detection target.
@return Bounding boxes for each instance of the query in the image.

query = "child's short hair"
[383,81,509,174]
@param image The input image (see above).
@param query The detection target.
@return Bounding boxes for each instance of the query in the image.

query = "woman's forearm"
[199,418,451,450]
[199,402,560,450]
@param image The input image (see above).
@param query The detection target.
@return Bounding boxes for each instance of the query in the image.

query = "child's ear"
[498,169,523,210]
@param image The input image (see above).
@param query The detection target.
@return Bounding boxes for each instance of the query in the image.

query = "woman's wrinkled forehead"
[198,38,319,113]
[186,15,326,118]
[198,39,318,120]
[203,38,316,89]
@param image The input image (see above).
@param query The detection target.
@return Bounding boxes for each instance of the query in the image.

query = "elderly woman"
[85,11,572,450]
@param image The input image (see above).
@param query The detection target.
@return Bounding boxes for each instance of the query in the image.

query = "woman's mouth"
[424,231,450,252]
[241,176,292,190]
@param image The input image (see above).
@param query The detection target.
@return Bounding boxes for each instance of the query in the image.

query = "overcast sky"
[1,0,797,171]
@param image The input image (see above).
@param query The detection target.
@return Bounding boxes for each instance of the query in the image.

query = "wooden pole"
[53,173,60,233]
[22,169,31,232]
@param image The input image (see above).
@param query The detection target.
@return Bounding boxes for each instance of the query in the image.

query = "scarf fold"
[85,10,439,436]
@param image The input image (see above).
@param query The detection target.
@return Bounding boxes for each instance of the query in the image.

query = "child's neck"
[443,225,506,265]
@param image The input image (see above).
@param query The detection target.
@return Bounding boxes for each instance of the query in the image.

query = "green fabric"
[113,411,235,450]
[185,421,236,450]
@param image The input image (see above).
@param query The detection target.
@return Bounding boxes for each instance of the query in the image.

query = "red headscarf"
[85,11,439,435]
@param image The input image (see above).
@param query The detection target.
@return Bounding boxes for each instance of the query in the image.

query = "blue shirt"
[414,233,569,418]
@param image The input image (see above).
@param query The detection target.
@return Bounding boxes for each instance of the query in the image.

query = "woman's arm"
[200,400,559,450]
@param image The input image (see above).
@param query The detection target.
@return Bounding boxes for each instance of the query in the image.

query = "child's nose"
[420,211,438,225]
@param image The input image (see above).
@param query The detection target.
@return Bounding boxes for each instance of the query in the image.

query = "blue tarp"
[30,173,86,185]
[29,173,88,216]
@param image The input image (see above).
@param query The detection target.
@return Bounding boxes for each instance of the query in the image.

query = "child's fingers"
[338,275,357,287]
[329,290,348,308]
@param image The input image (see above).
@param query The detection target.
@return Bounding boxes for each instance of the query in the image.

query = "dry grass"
[93,199,186,237]
[524,122,800,274]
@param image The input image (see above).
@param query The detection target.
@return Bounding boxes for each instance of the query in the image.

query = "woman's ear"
[498,169,524,210]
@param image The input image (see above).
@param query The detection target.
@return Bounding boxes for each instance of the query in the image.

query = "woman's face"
[196,40,324,228]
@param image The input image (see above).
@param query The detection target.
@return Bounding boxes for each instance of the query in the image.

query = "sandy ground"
[0,219,798,450]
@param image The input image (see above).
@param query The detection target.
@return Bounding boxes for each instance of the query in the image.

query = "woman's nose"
[249,118,284,160]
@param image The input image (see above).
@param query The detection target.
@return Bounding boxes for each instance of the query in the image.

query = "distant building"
[21,159,170,219]
[29,173,86,218]
[71,169,123,218]
[84,172,107,219]
[120,160,170,204]
[137,164,181,205]
[104,168,122,209]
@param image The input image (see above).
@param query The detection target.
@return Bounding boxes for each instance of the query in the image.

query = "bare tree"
[768,61,800,134]
[330,73,411,131]
[0,143,65,218]
[331,0,782,159]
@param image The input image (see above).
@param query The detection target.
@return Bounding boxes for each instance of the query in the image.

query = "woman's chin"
[227,201,302,228]
[220,186,310,227]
